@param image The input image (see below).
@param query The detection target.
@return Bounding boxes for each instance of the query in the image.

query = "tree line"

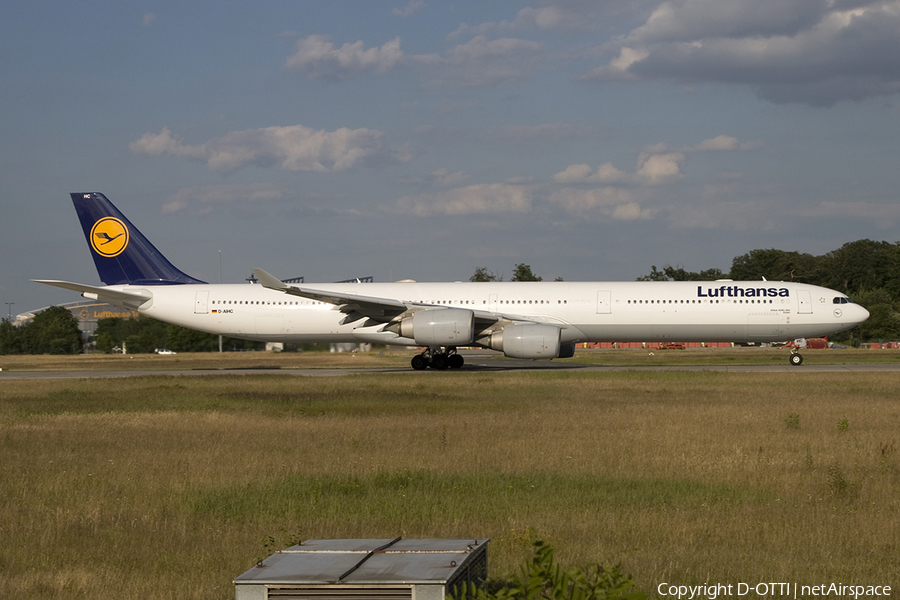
[470,263,557,282]
[0,308,262,355]
[0,306,83,355]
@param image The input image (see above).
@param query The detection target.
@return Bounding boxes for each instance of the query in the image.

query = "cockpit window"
[833,297,852,304]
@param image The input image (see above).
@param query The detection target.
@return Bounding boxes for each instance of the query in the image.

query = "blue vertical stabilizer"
[71,192,207,285]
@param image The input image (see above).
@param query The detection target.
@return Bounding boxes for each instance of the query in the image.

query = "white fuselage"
[110,280,868,346]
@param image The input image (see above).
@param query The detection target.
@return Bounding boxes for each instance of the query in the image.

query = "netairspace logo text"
[657,582,892,599]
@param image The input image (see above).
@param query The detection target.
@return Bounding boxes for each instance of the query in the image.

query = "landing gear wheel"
[430,353,449,370]
[789,352,803,366]
[448,354,464,369]
[411,354,429,370]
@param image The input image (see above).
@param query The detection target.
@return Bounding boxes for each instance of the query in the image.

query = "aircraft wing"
[33,279,152,308]
[253,268,410,321]
[252,268,578,332]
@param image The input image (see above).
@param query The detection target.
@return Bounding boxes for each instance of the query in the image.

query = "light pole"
[219,250,223,353]
[4,302,13,322]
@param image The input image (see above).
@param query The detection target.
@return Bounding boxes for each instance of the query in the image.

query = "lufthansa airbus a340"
[35,193,869,369]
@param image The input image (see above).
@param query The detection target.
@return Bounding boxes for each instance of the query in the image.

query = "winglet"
[252,268,289,292]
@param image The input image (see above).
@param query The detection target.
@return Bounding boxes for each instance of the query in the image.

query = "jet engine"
[490,323,562,359]
[391,308,475,346]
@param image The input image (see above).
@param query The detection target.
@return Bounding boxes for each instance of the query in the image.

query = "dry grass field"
[1,352,898,598]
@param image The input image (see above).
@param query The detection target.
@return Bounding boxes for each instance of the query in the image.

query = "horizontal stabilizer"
[33,279,153,308]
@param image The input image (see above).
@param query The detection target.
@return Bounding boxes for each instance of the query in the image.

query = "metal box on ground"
[234,538,489,600]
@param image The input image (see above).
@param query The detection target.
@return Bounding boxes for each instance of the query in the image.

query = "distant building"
[15,301,138,343]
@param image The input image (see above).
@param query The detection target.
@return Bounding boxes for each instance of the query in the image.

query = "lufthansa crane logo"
[90,217,129,257]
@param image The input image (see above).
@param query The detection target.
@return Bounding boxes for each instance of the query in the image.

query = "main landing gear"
[789,348,803,366]
[411,347,465,370]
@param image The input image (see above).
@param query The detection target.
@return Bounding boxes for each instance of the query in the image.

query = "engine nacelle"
[396,308,475,346]
[491,323,562,359]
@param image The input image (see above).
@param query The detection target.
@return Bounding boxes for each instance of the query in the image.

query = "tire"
[448,354,464,369]
[430,353,449,370]
[411,354,429,370]
[789,353,803,366]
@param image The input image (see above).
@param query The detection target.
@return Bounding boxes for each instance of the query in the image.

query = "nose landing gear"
[789,349,803,366]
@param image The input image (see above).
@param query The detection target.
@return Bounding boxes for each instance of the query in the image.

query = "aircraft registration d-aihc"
[36,193,869,369]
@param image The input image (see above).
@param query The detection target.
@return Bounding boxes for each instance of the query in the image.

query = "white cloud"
[635,151,685,184]
[552,163,630,184]
[393,1,424,18]
[688,135,740,151]
[484,122,596,142]
[286,35,404,81]
[552,135,757,189]
[548,187,654,220]
[130,127,202,159]
[582,0,900,105]
[427,168,469,187]
[585,47,650,81]
[130,125,412,174]
[390,183,533,216]
[413,35,546,87]
[553,164,594,184]
[553,148,685,186]
[388,179,656,222]
[162,183,288,214]
[286,32,546,88]
[448,3,625,38]
[628,0,824,44]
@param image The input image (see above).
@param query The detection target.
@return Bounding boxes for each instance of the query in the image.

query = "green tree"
[511,263,542,282]
[0,318,24,354]
[95,316,264,353]
[94,331,115,354]
[95,316,168,353]
[637,265,725,281]
[729,249,819,282]
[166,324,220,352]
[470,267,502,282]
[850,288,900,342]
[815,240,900,294]
[636,265,669,281]
[25,306,82,354]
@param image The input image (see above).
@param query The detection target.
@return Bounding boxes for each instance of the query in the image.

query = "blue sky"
[4,0,900,316]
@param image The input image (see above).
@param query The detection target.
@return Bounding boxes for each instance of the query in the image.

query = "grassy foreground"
[1,366,898,598]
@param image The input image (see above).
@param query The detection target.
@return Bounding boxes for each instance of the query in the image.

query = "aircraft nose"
[850,303,870,325]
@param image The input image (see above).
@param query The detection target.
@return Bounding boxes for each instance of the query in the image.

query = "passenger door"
[194,291,209,314]
[797,290,812,314]
[596,290,611,314]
